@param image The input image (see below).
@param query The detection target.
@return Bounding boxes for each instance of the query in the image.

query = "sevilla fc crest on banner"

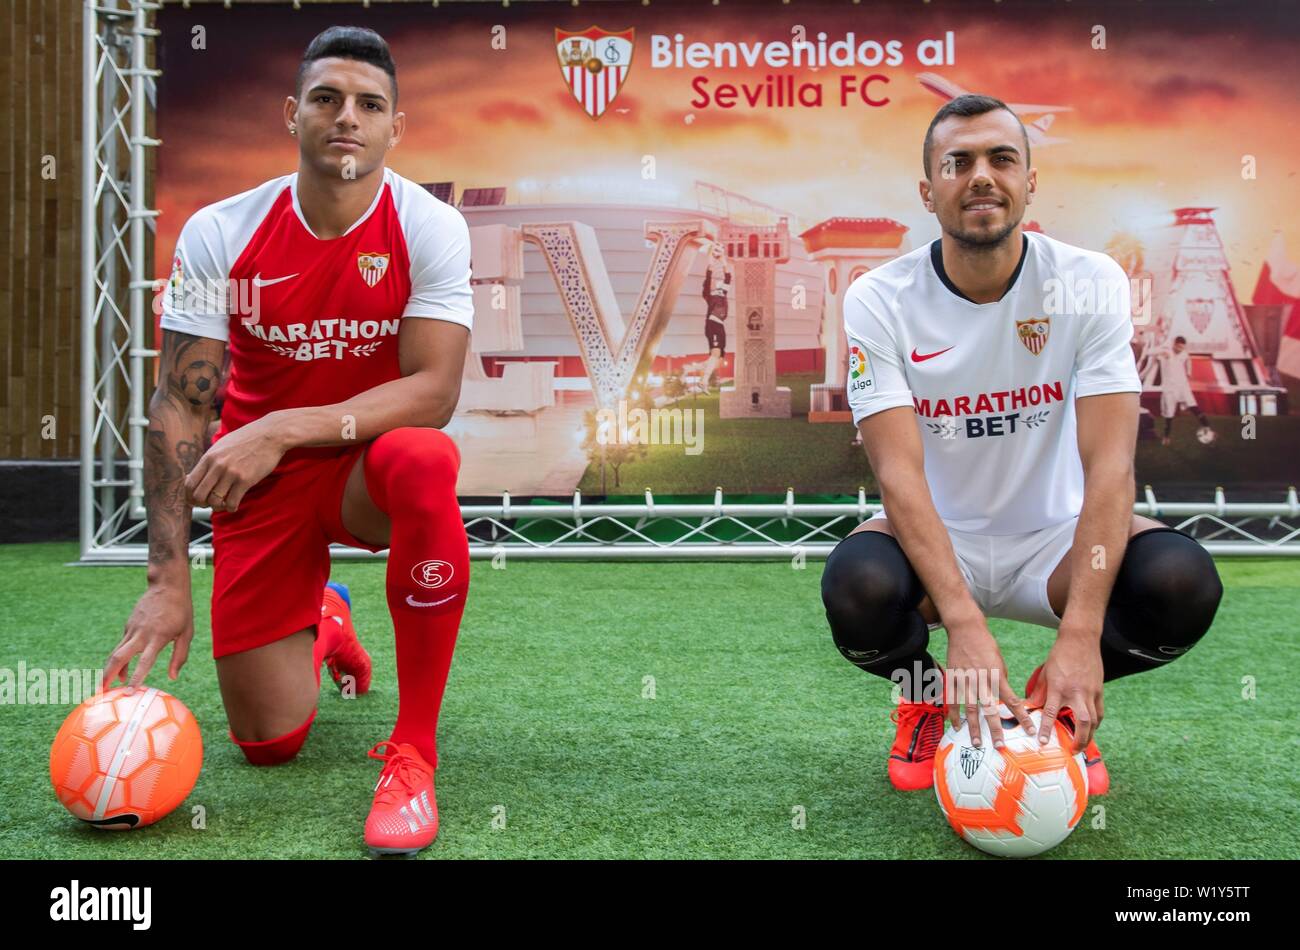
[1187,298,1214,335]
[1016,317,1050,355]
[556,26,634,119]
[357,252,390,288]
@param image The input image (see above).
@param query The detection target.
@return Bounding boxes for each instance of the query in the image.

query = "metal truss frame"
[79,488,1300,564]
[80,0,161,560]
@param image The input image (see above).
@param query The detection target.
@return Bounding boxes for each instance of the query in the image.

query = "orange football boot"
[322,581,371,696]
[888,695,947,791]
[364,741,438,857]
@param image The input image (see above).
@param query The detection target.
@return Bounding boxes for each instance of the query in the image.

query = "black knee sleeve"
[1100,527,1223,681]
[821,531,936,685]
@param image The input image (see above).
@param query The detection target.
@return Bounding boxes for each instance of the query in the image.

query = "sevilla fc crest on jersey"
[357,252,390,288]
[556,26,634,119]
[1016,317,1050,355]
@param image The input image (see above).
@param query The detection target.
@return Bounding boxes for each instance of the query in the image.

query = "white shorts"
[864,514,1078,630]
[1161,390,1195,418]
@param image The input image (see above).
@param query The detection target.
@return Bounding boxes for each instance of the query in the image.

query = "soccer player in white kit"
[820,96,1223,794]
[1152,335,1213,445]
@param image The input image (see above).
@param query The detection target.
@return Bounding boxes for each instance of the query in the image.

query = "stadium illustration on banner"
[440,185,1290,495]
[151,4,1300,499]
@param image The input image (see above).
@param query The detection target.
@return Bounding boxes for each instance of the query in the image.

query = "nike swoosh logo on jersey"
[911,345,955,363]
[252,273,299,287]
[405,593,458,609]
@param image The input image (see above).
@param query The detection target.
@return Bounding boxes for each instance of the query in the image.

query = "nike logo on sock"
[1128,648,1175,663]
[405,593,458,609]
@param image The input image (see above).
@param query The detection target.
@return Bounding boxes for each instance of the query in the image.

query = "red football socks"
[362,428,470,769]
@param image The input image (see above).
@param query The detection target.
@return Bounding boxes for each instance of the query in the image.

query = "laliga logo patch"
[1016,317,1050,355]
[167,254,184,309]
[556,26,634,119]
[848,343,873,391]
[357,252,390,288]
[411,559,454,590]
[849,344,865,379]
[959,745,984,780]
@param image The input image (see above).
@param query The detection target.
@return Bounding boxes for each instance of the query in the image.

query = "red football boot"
[321,582,371,696]
[364,741,438,857]
[1026,664,1109,796]
[888,696,947,791]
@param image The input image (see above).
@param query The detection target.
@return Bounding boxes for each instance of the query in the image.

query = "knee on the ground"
[230,709,317,766]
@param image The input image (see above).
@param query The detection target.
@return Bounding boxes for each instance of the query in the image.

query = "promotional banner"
[155,0,1300,497]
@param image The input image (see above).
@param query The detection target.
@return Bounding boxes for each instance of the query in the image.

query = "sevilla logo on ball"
[556,27,634,119]
[411,559,454,589]
[959,745,984,780]
[1016,317,1050,355]
[357,252,390,288]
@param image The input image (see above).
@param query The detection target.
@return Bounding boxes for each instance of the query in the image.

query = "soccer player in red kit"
[102,26,471,856]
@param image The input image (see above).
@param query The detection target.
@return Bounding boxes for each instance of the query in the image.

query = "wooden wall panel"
[0,0,84,459]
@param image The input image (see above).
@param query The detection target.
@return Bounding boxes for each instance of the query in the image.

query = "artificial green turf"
[1,542,1297,860]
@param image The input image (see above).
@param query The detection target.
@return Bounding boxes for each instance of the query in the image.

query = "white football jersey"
[1155,348,1196,406]
[845,232,1141,535]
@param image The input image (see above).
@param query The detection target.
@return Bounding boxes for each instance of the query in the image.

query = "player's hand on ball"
[103,585,195,691]
[185,416,286,513]
[944,618,1035,749]
[1031,632,1104,754]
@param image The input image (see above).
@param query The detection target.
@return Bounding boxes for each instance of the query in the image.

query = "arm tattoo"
[176,437,203,475]
[144,330,228,568]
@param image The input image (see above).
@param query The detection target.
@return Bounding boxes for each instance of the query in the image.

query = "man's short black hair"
[1174,335,1188,345]
[923,94,1029,179]
[296,26,397,103]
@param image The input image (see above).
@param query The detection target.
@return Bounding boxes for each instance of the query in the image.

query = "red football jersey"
[160,167,473,470]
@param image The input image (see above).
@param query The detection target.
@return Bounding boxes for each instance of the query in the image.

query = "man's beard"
[944,207,1023,251]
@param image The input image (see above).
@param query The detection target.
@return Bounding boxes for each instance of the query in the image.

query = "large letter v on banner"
[521,219,713,409]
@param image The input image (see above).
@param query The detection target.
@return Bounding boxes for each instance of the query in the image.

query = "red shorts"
[209,445,387,659]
